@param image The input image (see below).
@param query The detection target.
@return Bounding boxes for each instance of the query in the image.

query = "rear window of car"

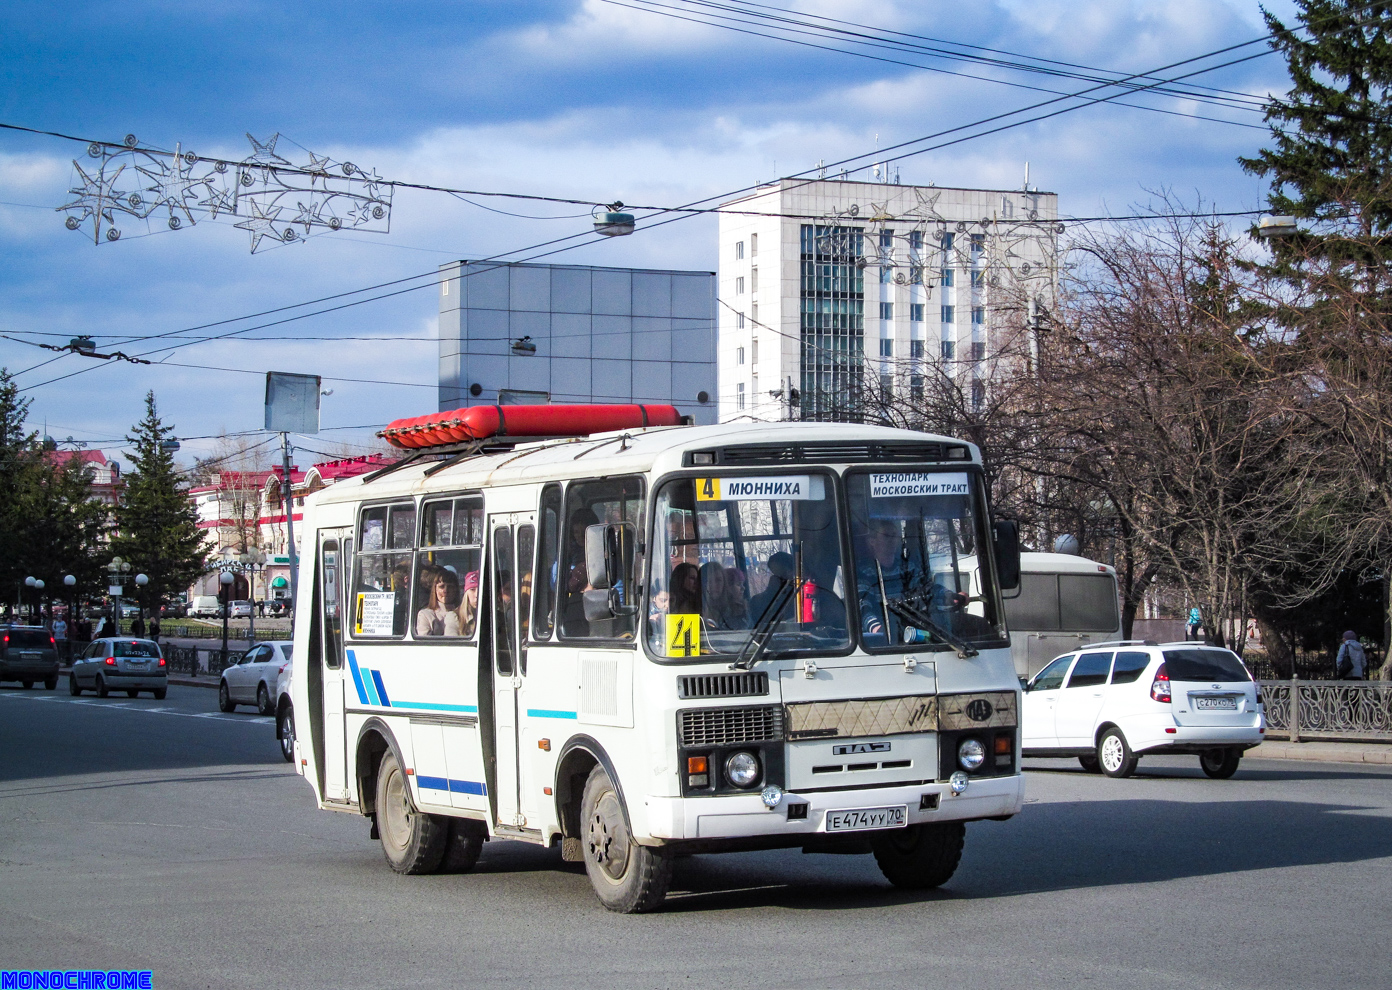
[1111,651,1151,684]
[5,630,52,649]
[114,641,161,658]
[280,644,293,662]
[1161,648,1250,682]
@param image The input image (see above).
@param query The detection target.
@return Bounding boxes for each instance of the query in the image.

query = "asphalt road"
[1,684,1389,990]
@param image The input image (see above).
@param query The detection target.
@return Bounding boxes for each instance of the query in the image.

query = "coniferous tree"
[110,392,207,612]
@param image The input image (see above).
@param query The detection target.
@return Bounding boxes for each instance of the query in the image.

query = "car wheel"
[1199,747,1242,779]
[257,683,273,716]
[278,705,295,763]
[1078,754,1101,773]
[580,764,672,913]
[153,688,167,700]
[44,677,57,690]
[1098,728,1138,778]
[871,821,966,889]
[96,675,109,698]
[20,680,32,689]
[68,674,81,696]
[440,817,487,873]
[218,680,235,712]
[126,689,139,698]
[374,749,446,875]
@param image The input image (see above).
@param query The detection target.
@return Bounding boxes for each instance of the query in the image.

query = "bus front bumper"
[642,772,1024,842]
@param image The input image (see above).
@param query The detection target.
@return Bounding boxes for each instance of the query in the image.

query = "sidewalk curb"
[168,677,219,689]
[1249,741,1392,764]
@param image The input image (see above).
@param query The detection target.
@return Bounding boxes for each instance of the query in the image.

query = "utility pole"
[281,433,299,604]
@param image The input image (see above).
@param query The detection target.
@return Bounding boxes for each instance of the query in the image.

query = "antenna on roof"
[1023,162,1029,192]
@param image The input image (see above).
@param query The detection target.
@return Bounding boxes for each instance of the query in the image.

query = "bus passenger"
[668,562,701,615]
[416,567,460,637]
[699,562,735,629]
[447,570,480,637]
[723,566,751,629]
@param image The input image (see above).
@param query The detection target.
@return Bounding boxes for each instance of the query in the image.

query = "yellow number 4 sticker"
[666,613,702,657]
[695,477,721,501]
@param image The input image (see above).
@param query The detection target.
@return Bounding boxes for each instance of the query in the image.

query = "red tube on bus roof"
[379,403,684,449]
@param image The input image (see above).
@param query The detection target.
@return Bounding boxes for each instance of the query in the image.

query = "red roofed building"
[45,449,123,505]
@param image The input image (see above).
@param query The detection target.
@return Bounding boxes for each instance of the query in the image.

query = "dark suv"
[0,625,60,689]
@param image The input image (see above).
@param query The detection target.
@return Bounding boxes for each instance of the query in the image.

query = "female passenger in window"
[446,570,480,638]
[416,566,460,637]
[668,562,701,616]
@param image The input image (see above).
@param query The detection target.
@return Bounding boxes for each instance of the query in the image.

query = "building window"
[737,383,746,410]
[971,306,985,325]
[941,232,955,253]
[910,339,924,358]
[972,341,986,361]
[736,277,744,295]
[750,232,758,257]
[942,340,956,360]
[909,303,924,322]
[751,267,758,293]
[736,240,745,260]
[910,374,924,402]
[972,379,986,410]
[799,223,866,423]
[736,346,745,365]
[941,305,955,324]
[736,311,745,329]
[880,302,893,320]
[751,338,759,364]
[970,269,985,287]
[751,302,758,324]
[880,230,894,251]
[941,268,954,287]
[909,230,923,251]
[879,338,893,357]
[752,374,759,399]
[970,233,985,254]
[880,372,893,399]
[880,265,891,283]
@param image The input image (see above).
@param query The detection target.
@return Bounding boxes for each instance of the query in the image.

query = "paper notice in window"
[354,592,396,636]
[869,472,970,498]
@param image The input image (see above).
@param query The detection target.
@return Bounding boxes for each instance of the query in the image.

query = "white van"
[1003,552,1122,680]
[189,595,222,619]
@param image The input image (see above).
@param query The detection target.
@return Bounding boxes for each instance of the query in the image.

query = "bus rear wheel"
[580,765,671,913]
[374,750,446,875]
[440,817,487,873]
[871,821,965,889]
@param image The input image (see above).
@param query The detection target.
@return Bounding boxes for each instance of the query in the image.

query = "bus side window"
[492,526,515,675]
[413,495,483,640]
[352,502,414,638]
[532,484,561,641]
[517,525,534,673]
[560,477,644,641]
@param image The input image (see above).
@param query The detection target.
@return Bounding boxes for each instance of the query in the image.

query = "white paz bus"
[289,403,1026,912]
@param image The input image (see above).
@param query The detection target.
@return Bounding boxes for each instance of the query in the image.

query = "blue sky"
[0,0,1300,469]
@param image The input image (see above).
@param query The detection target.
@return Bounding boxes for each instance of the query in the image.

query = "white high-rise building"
[717,179,1060,422]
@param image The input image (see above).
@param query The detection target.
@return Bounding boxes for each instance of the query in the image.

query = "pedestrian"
[131,613,146,638]
[77,616,92,643]
[257,599,266,618]
[148,617,161,644]
[52,614,68,662]
[1187,607,1202,641]
[1335,631,1367,680]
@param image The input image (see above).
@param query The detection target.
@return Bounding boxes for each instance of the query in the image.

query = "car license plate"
[825,806,907,832]
[1196,696,1237,711]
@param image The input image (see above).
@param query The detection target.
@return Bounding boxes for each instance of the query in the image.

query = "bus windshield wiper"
[730,578,797,671]
[884,595,979,659]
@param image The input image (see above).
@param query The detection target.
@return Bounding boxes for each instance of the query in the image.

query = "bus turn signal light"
[994,736,1011,754]
[687,756,708,774]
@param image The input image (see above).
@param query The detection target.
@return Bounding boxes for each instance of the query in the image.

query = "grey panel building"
[438,260,718,425]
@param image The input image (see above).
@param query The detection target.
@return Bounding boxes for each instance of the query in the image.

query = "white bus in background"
[1003,552,1123,680]
[289,404,1026,912]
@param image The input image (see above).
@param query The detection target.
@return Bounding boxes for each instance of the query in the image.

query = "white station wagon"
[1021,641,1264,778]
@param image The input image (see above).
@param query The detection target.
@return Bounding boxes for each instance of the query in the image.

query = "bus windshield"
[845,470,1005,651]
[645,473,850,659]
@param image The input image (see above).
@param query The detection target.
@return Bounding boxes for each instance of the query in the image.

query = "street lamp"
[237,548,267,642]
[63,574,76,660]
[34,579,44,625]
[106,557,131,634]
[219,570,234,669]
[23,576,36,622]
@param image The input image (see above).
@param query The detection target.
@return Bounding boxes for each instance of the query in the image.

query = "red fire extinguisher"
[800,579,817,623]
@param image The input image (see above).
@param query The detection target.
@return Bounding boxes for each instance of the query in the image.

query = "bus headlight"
[725,751,761,788]
[957,737,986,772]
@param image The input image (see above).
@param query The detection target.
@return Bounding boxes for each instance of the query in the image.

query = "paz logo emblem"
[964,698,994,722]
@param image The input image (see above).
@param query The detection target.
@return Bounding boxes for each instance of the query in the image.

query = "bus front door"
[487,514,540,831]
[318,531,351,801]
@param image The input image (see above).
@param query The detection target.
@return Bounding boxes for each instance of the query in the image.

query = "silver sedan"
[70,638,168,698]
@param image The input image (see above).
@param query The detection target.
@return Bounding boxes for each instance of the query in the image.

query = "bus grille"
[677,671,769,700]
[679,705,784,747]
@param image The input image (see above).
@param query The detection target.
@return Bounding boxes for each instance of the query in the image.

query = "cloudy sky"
[0,0,1299,469]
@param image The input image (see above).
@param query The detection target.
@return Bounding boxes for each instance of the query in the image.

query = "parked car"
[118,603,140,618]
[160,599,188,618]
[1021,641,1264,779]
[70,638,168,698]
[219,641,292,715]
[0,625,60,689]
[228,600,253,619]
[275,655,294,762]
[266,600,290,617]
[189,595,222,619]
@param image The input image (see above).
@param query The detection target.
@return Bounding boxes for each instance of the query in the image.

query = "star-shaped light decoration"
[234,200,283,252]
[246,132,290,166]
[303,152,332,186]
[60,159,129,244]
[293,199,324,233]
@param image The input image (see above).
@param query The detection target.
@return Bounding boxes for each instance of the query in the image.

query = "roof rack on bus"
[1086,639,1159,648]
[378,403,687,450]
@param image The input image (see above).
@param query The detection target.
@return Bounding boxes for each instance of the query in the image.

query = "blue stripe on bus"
[392,701,479,713]
[362,669,382,707]
[417,775,449,791]
[370,669,391,707]
[346,650,369,705]
[527,709,578,719]
[449,779,487,795]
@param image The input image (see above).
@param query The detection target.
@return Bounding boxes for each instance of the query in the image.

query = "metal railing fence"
[1258,680,1392,742]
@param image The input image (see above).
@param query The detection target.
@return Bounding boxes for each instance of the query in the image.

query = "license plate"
[825,806,907,832]
[1196,696,1237,711]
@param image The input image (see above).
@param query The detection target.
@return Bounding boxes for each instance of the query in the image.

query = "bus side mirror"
[993,519,1021,591]
[584,522,638,620]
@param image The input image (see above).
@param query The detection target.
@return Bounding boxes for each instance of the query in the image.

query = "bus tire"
[871,821,965,889]
[440,817,487,873]
[580,764,671,913]
[374,749,446,875]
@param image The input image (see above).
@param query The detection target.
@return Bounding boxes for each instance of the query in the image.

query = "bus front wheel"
[871,821,965,889]
[374,749,446,875]
[580,765,671,913]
